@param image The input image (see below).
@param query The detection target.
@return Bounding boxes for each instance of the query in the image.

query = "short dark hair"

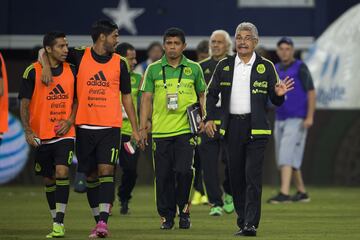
[116,42,135,56]
[91,19,118,43]
[147,41,162,53]
[163,27,186,44]
[43,31,66,49]
[196,40,209,54]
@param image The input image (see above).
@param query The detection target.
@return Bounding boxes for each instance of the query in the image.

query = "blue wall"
[0,0,358,37]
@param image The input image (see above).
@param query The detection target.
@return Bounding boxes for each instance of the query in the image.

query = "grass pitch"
[0,186,359,240]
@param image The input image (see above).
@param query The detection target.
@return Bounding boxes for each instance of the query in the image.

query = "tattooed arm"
[20,98,38,147]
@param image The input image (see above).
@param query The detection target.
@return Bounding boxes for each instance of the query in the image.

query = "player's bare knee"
[55,165,69,178]
[98,164,114,176]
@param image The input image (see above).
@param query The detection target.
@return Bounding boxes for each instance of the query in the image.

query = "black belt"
[229,113,251,120]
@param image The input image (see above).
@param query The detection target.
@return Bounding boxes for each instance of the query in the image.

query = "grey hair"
[209,29,233,56]
[235,22,259,40]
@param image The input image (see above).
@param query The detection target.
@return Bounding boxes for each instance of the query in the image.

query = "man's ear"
[45,46,52,54]
[182,42,187,51]
[99,33,106,42]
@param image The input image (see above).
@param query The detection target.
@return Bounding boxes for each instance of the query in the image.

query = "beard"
[104,42,115,54]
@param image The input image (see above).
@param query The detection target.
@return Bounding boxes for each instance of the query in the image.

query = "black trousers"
[153,133,194,221]
[226,114,268,228]
[117,134,139,203]
[198,133,232,206]
[193,148,205,195]
[221,145,232,196]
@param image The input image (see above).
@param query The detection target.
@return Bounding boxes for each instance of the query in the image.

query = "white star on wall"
[102,0,145,35]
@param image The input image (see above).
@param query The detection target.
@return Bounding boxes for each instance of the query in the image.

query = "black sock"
[45,183,56,222]
[55,178,70,223]
[86,179,100,223]
[98,175,115,223]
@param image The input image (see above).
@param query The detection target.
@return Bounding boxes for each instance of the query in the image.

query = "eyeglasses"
[236,36,254,42]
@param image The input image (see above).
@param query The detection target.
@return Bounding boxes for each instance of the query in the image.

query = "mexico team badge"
[256,64,266,74]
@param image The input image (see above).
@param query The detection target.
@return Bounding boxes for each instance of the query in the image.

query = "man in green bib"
[140,27,206,230]
[115,42,143,215]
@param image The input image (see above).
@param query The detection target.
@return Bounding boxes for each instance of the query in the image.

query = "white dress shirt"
[229,52,256,114]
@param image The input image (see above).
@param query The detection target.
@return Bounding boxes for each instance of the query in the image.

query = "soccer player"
[140,27,206,230]
[19,31,77,238]
[115,42,144,214]
[40,20,141,238]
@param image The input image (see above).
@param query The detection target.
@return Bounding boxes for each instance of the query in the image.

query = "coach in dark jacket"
[205,22,294,237]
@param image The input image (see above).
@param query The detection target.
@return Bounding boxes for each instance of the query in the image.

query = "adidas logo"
[47,84,69,100]
[204,68,211,74]
[87,71,109,87]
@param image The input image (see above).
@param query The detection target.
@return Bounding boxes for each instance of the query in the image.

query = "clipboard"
[187,103,202,134]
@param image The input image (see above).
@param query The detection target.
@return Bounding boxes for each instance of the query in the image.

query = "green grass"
[0,186,359,239]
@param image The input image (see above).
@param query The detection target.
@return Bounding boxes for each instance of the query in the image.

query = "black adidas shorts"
[76,127,121,175]
[34,139,75,177]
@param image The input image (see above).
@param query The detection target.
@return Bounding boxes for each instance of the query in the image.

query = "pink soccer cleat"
[96,220,109,238]
[88,226,97,239]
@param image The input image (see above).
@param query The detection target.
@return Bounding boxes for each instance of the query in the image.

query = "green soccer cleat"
[209,206,223,216]
[46,222,65,238]
[223,193,234,214]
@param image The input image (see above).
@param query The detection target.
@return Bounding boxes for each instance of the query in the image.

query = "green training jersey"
[141,55,206,138]
[121,71,142,136]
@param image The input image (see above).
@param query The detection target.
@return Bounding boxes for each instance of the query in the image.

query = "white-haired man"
[205,22,294,236]
[196,30,235,216]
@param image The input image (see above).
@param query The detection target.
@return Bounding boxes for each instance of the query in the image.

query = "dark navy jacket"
[206,53,284,138]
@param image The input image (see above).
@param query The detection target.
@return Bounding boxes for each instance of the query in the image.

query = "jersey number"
[67,151,73,165]
[111,148,119,163]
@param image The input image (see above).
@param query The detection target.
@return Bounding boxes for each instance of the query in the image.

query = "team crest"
[184,67,192,76]
[256,64,266,74]
[35,163,41,172]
